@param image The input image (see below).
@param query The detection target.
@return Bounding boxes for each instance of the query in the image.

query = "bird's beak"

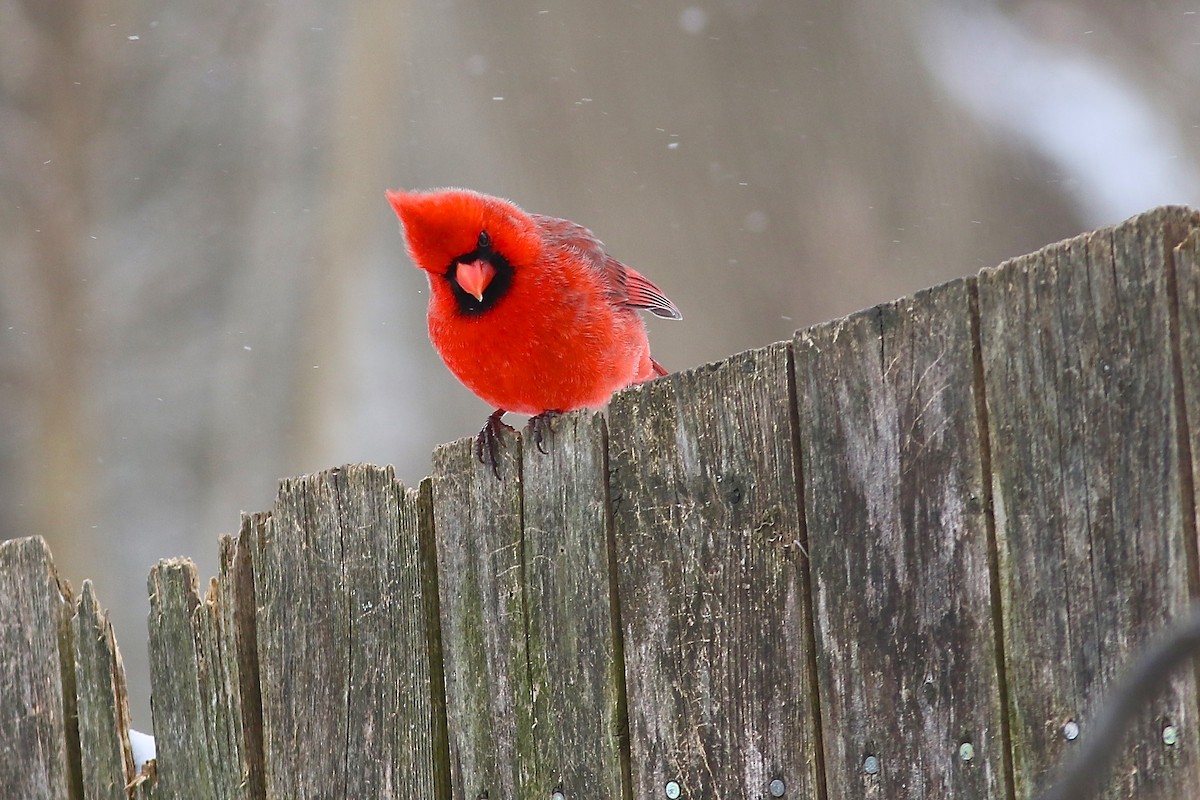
[455,259,496,302]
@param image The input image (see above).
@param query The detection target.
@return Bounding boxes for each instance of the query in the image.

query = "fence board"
[521,411,627,799]
[144,529,262,800]
[432,431,531,799]
[794,277,1008,800]
[608,343,819,800]
[146,556,248,800]
[221,521,266,800]
[145,559,212,798]
[1174,229,1200,543]
[0,536,81,800]
[978,207,1200,799]
[253,464,442,799]
[73,580,135,800]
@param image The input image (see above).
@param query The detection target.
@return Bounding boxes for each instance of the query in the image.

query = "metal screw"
[958,742,975,762]
[769,778,785,797]
[863,755,880,775]
[665,780,681,799]
[1063,720,1079,741]
[1163,725,1179,746]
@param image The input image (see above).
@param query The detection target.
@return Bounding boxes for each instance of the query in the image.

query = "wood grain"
[0,536,80,799]
[607,343,819,800]
[147,556,248,800]
[521,411,626,799]
[73,579,135,800]
[222,521,266,800]
[795,278,1008,800]
[978,206,1200,799]
[431,429,532,800]
[1172,227,1200,563]
[252,464,443,799]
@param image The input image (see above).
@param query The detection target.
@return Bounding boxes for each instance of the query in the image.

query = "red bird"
[386,188,681,474]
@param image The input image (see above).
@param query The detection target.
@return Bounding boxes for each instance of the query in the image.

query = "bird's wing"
[534,214,682,320]
[618,262,683,320]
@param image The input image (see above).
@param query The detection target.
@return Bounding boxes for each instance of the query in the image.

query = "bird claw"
[475,409,514,479]
[528,410,562,455]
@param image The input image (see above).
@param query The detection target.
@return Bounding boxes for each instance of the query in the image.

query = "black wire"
[1035,605,1200,800]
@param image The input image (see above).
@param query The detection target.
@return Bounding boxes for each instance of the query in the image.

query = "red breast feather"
[387,188,678,415]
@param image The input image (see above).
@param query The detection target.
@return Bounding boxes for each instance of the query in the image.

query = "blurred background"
[3,0,1198,727]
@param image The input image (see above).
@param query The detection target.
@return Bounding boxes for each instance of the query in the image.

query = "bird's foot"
[528,410,563,455]
[474,409,515,479]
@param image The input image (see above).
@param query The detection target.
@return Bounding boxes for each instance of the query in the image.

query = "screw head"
[769,778,785,797]
[665,780,681,799]
[1063,720,1080,741]
[863,755,880,775]
[958,742,975,762]
[1164,725,1179,746]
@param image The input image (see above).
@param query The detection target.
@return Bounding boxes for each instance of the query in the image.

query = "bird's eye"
[477,230,490,250]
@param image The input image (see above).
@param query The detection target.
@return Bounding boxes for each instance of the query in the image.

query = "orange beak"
[455,259,496,301]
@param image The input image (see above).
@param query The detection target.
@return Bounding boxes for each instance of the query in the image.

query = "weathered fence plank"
[253,464,443,799]
[147,556,248,800]
[220,522,265,800]
[794,277,1009,800]
[978,206,1200,799]
[608,342,819,800]
[73,580,136,800]
[145,559,211,799]
[1175,228,1200,535]
[0,536,81,800]
[521,411,627,799]
[432,432,531,799]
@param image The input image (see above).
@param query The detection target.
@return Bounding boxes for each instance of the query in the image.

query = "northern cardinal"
[386,188,681,475]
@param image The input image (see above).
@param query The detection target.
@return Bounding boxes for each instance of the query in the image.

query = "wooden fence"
[3,206,1200,800]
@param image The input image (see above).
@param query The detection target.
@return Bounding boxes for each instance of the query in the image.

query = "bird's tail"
[650,357,669,377]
